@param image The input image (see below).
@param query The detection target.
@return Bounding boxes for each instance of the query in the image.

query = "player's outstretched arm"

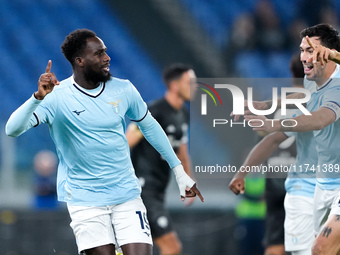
[229,132,287,195]
[6,60,59,137]
[244,106,336,133]
[136,113,204,202]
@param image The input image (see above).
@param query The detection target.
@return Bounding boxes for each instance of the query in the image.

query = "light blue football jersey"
[304,65,340,190]
[284,106,317,197]
[34,76,148,206]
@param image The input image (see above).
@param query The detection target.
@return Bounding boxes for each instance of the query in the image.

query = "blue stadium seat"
[234,51,269,78]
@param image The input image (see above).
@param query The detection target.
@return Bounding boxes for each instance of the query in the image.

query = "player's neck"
[316,63,337,87]
[165,91,184,110]
[73,73,101,90]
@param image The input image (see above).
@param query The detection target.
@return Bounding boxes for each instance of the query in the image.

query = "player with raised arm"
[230,53,317,255]
[306,36,340,66]
[242,24,340,255]
[5,29,203,255]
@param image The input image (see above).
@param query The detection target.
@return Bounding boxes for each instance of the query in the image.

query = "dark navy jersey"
[131,98,189,194]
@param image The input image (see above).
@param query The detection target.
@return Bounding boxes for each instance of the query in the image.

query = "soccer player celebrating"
[244,24,340,255]
[5,29,203,255]
[230,53,317,255]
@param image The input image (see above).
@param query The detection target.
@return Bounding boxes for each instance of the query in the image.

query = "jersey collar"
[71,75,105,98]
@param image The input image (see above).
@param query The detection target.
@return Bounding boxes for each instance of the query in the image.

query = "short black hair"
[162,63,192,88]
[300,23,340,51]
[61,29,97,65]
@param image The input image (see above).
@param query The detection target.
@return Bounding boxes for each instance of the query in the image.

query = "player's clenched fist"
[34,60,60,100]
[229,177,245,195]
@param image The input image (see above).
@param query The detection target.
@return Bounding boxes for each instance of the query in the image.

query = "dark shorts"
[263,178,286,247]
[141,191,174,239]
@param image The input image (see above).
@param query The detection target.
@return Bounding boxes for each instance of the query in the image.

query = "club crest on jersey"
[108,99,122,114]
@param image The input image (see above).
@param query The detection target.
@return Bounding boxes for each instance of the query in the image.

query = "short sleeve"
[125,82,148,121]
[320,86,340,121]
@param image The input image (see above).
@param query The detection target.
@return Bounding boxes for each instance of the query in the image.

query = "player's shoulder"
[326,79,340,92]
[104,77,136,96]
[56,76,73,90]
[106,77,133,88]
[48,76,73,97]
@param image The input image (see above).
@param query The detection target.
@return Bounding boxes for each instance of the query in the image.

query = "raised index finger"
[45,60,52,73]
[306,36,316,50]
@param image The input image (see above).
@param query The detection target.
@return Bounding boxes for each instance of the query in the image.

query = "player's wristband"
[172,164,195,197]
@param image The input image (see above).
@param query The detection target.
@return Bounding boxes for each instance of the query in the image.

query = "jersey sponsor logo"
[108,99,122,114]
[72,110,85,116]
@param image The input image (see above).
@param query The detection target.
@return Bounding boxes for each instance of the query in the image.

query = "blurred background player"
[234,176,266,255]
[126,63,196,255]
[32,150,59,210]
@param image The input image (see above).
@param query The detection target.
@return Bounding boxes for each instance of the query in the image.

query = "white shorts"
[67,197,153,254]
[284,193,314,252]
[313,185,340,235]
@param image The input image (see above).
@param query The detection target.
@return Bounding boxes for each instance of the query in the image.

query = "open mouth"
[102,64,110,72]
[304,64,313,74]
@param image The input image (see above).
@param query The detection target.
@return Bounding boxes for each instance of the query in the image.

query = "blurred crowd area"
[223,0,339,77]
[179,0,340,77]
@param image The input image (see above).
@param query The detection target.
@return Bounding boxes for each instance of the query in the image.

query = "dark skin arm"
[229,132,287,195]
[34,60,60,100]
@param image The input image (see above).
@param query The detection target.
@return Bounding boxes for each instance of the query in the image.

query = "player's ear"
[75,57,85,67]
[169,80,179,92]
